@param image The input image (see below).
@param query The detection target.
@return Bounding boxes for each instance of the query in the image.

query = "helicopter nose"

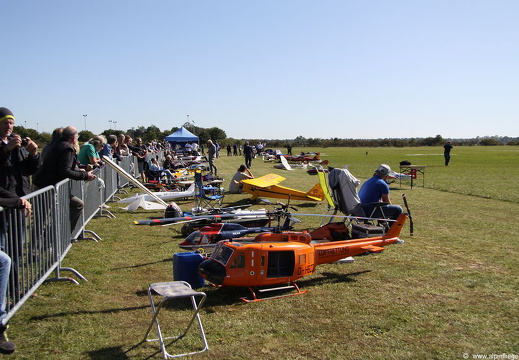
[198,259,226,285]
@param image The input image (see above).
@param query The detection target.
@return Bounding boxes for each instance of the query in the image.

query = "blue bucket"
[173,252,205,289]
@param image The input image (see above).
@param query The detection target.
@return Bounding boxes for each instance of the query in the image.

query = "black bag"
[202,174,215,182]
[399,160,411,166]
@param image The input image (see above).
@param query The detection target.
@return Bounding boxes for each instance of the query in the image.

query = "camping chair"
[144,281,209,358]
[327,167,390,231]
[145,160,177,189]
[194,171,224,209]
[144,160,165,182]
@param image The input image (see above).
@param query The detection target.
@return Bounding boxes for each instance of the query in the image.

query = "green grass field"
[10,146,519,359]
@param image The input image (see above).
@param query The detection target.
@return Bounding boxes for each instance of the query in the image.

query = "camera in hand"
[21,138,28,146]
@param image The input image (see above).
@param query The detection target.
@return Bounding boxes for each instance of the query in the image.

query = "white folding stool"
[144,281,209,358]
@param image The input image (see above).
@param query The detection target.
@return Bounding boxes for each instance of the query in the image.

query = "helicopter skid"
[240,282,308,303]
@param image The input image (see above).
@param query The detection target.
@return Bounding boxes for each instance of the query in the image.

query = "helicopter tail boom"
[313,236,402,265]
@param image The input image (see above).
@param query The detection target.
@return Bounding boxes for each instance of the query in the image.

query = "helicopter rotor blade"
[134,210,269,226]
[290,212,396,224]
[402,194,414,236]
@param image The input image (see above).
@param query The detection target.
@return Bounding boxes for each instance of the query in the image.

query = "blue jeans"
[208,157,217,175]
[0,251,11,324]
[362,204,403,221]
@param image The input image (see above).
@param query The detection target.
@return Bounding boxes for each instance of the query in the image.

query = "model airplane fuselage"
[283,152,321,162]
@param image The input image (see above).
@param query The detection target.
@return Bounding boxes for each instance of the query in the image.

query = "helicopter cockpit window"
[230,253,245,268]
[185,231,202,245]
[211,243,234,266]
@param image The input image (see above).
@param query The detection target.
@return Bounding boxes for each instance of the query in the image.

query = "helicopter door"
[229,251,248,280]
[266,251,295,278]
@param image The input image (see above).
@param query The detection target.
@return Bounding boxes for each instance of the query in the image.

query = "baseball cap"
[375,164,391,176]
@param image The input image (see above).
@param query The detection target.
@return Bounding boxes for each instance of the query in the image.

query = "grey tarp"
[328,168,364,216]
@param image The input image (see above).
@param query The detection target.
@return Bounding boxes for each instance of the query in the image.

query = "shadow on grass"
[224,198,255,207]
[292,202,322,208]
[200,269,372,307]
[30,304,150,321]
[111,257,172,271]
[31,270,371,321]
[88,343,164,360]
[87,346,135,360]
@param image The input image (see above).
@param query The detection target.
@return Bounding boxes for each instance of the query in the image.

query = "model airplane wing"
[118,183,196,204]
[122,196,168,211]
[102,156,168,206]
[279,156,293,170]
[242,173,286,187]
[242,173,324,201]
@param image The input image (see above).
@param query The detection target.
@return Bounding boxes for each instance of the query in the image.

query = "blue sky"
[2,1,518,139]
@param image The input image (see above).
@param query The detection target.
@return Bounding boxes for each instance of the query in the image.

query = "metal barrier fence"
[0,154,149,323]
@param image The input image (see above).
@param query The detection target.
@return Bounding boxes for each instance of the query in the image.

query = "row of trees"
[13,122,519,148]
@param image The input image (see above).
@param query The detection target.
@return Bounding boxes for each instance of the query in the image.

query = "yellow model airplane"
[241,173,324,201]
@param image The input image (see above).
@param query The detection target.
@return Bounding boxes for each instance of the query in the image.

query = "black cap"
[0,107,15,122]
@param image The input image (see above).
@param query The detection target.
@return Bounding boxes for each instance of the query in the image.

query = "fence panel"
[1,186,62,324]
[0,151,140,323]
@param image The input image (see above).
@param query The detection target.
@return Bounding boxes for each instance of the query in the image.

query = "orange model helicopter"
[198,211,407,302]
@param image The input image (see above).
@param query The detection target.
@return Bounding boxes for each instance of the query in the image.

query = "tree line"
[13,122,519,148]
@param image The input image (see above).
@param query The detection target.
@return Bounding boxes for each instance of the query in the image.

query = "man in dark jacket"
[32,126,96,230]
[0,107,40,197]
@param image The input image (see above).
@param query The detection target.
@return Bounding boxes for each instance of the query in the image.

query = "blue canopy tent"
[165,127,199,152]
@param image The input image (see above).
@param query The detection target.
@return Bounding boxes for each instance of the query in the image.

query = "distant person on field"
[243,142,254,169]
[229,165,254,194]
[358,164,402,221]
[206,140,218,176]
[443,141,453,166]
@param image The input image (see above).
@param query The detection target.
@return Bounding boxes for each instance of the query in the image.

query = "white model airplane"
[118,183,196,204]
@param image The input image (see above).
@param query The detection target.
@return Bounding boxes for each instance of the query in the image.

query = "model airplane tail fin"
[383,213,407,239]
[306,183,325,201]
